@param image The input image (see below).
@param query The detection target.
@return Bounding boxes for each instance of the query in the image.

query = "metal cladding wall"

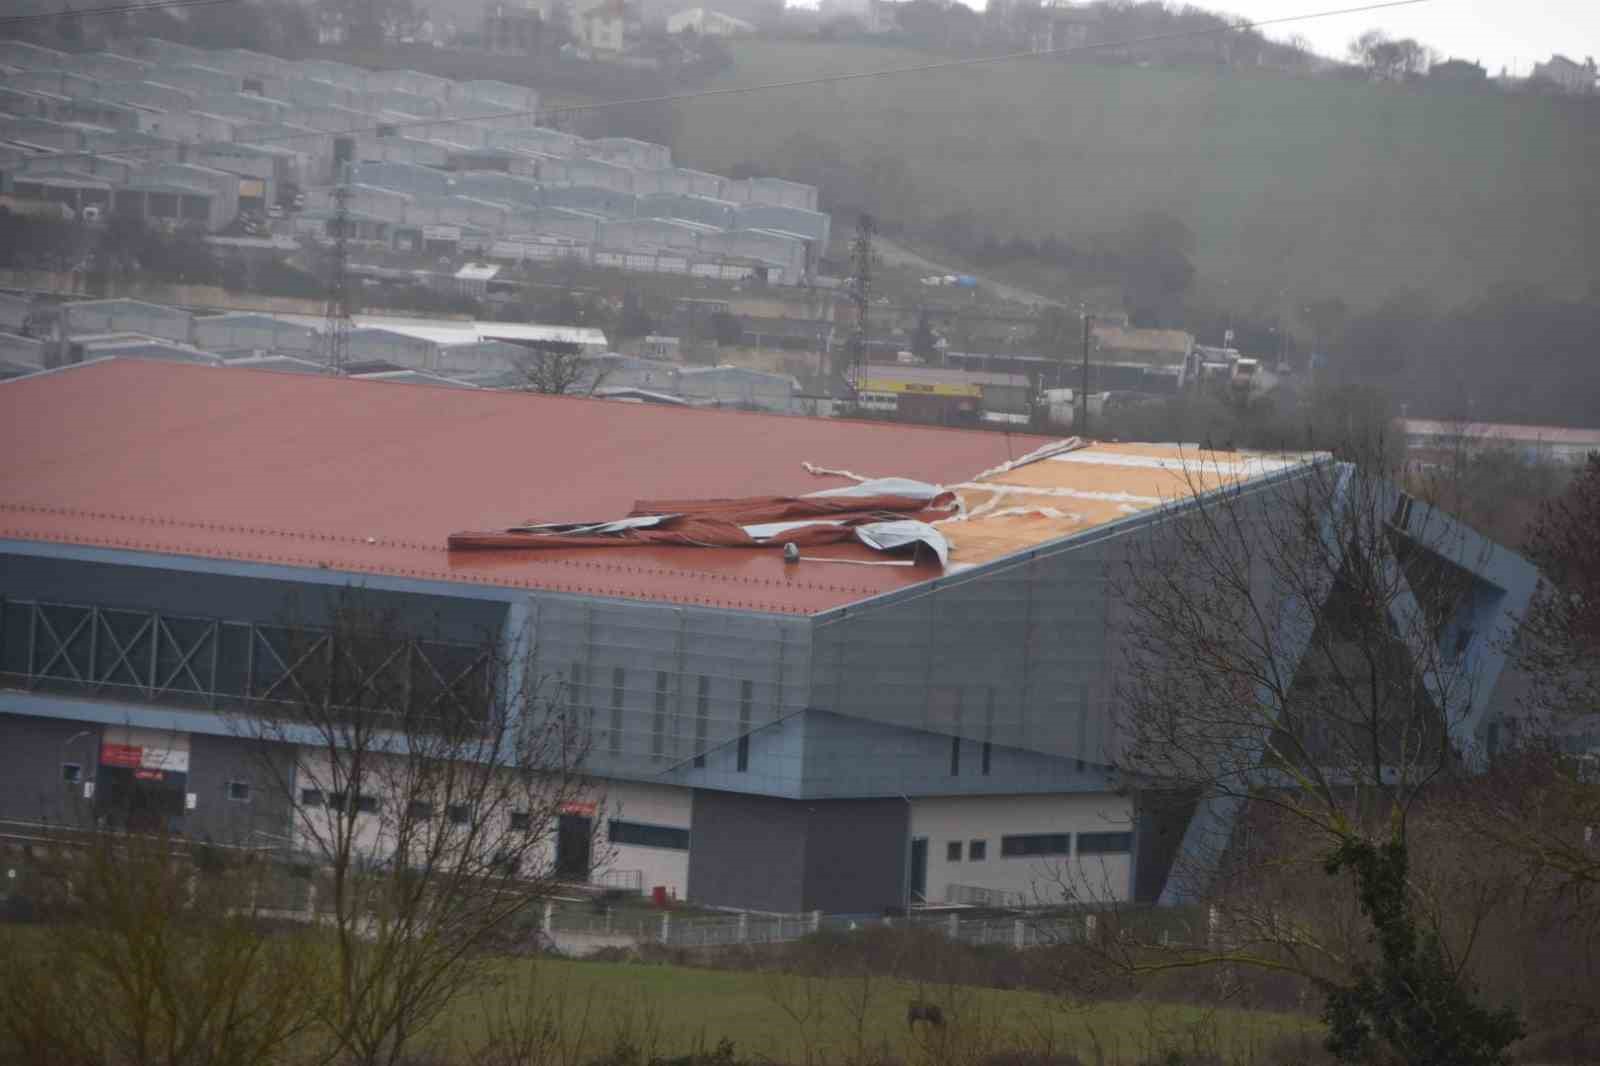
[185,732,297,846]
[519,595,812,793]
[688,788,809,913]
[0,712,100,825]
[687,789,909,914]
[807,532,1124,766]
[804,469,1323,768]
[800,797,909,914]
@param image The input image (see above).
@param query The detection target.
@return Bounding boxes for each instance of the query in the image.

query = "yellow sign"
[859,378,981,398]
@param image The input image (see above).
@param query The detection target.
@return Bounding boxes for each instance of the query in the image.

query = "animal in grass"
[906,1000,945,1031]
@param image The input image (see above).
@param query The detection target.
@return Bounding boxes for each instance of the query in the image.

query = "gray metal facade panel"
[799,797,909,914]
[687,787,808,913]
[0,712,100,825]
[798,709,1118,799]
[526,595,811,791]
[185,732,296,847]
[809,534,1126,765]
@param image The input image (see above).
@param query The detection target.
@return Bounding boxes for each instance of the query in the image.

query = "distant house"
[666,7,754,37]
[572,0,634,52]
[1530,54,1597,94]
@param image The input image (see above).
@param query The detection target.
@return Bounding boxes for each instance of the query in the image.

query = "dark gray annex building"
[0,359,1537,913]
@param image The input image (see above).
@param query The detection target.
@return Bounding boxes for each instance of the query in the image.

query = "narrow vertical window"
[981,741,992,776]
[652,670,668,759]
[736,679,753,773]
[693,674,710,768]
[950,734,961,776]
[609,667,625,756]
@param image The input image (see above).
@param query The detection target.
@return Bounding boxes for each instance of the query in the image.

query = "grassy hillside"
[672,41,1600,312]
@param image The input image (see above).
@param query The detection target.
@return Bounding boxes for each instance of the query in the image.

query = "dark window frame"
[1000,833,1071,858]
[1076,831,1133,856]
[968,839,987,861]
[225,780,252,803]
[736,679,753,773]
[608,819,689,850]
[61,762,83,784]
[946,840,962,862]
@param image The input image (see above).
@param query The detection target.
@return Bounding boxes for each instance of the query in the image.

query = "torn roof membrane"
[447,439,1321,572]
[447,483,956,566]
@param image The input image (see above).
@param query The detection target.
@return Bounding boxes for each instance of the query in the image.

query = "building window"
[652,671,668,759]
[61,762,82,784]
[1076,832,1133,855]
[946,841,962,862]
[509,810,532,832]
[407,800,434,821]
[736,679,753,773]
[609,667,625,757]
[1000,833,1070,858]
[331,792,379,814]
[300,788,324,808]
[608,819,689,850]
[448,803,472,826]
[969,839,987,861]
[981,741,992,776]
[950,735,961,776]
[693,674,709,768]
[225,780,252,803]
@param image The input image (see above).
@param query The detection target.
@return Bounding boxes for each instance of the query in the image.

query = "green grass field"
[436,959,1320,1065]
[672,41,1600,313]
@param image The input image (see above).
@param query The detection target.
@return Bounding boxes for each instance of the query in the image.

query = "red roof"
[0,360,1055,614]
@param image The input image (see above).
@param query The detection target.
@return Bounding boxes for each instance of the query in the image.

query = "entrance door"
[555,814,592,882]
[909,837,928,905]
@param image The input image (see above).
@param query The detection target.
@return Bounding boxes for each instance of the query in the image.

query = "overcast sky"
[1177,1,1594,75]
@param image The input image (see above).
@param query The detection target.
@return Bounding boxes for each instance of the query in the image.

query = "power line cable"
[1,0,240,27]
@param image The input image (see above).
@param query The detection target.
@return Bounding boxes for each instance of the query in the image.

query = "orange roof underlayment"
[0,360,1316,614]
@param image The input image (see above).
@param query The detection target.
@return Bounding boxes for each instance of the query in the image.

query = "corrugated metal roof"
[0,360,1058,613]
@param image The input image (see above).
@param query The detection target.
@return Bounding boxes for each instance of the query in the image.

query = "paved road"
[873,235,1063,309]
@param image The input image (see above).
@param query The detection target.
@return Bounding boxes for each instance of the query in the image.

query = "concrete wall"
[910,792,1134,905]
[596,777,692,897]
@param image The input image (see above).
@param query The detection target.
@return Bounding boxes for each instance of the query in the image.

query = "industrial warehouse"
[0,358,1536,916]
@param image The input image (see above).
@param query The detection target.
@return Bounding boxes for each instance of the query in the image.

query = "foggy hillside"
[672,41,1600,314]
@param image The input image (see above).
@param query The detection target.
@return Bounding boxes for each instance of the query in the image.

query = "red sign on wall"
[560,801,598,818]
[100,743,143,768]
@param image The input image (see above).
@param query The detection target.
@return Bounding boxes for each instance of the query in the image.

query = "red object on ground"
[651,885,669,908]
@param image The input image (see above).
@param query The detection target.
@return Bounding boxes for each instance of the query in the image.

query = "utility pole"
[323,179,351,375]
[844,212,874,399]
[1080,310,1092,437]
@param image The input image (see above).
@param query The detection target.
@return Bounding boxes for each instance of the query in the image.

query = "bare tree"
[0,823,321,1066]
[1099,441,1524,1063]
[1348,28,1432,80]
[231,597,592,1066]
[517,341,607,396]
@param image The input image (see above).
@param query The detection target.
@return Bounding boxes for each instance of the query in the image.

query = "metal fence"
[540,900,1103,952]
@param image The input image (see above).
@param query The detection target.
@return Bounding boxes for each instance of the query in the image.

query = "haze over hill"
[672,41,1600,314]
